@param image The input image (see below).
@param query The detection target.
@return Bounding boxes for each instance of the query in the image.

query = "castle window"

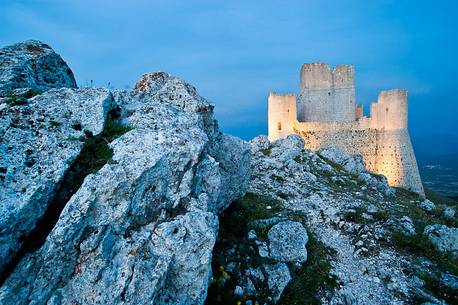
[277,122,282,131]
[386,107,389,112]
[328,92,331,96]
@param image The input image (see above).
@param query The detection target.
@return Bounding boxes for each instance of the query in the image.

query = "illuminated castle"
[268,63,424,196]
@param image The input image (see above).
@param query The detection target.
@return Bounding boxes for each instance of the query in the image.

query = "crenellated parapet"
[268,63,424,197]
[298,63,356,122]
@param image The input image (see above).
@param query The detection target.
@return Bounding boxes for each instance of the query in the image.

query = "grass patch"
[391,231,458,275]
[415,272,458,305]
[372,210,390,222]
[261,147,272,156]
[277,191,289,200]
[206,192,334,305]
[393,188,457,229]
[49,120,61,128]
[279,232,337,305]
[206,192,284,304]
[5,89,41,106]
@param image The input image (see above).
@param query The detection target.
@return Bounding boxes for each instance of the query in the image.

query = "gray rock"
[417,199,435,212]
[423,224,458,255]
[444,207,455,219]
[234,286,244,296]
[441,273,458,289]
[399,216,416,236]
[256,240,269,258]
[318,146,366,175]
[0,87,112,275]
[0,72,251,305]
[264,263,291,303]
[0,40,77,94]
[268,220,308,263]
[247,230,257,240]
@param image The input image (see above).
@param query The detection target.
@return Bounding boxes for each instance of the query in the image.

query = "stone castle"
[268,63,424,196]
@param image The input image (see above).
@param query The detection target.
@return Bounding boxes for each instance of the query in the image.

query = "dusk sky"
[1,0,457,157]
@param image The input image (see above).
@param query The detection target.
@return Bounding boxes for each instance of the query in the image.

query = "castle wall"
[268,63,424,197]
[374,129,424,195]
[371,89,408,130]
[298,63,356,122]
[268,93,296,142]
[293,120,424,196]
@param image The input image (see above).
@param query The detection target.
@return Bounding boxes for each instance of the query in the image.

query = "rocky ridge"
[0,41,250,305]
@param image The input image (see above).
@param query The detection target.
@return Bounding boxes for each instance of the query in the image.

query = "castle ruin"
[268,63,424,196]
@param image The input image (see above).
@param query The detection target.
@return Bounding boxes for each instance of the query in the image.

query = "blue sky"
[1,0,457,157]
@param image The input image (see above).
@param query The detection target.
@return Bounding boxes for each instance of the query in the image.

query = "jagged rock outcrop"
[0,42,250,305]
[0,88,112,275]
[0,40,77,95]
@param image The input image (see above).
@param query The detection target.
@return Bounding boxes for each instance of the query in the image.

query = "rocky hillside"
[207,136,457,305]
[0,40,456,305]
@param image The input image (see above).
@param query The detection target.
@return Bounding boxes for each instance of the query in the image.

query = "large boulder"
[0,65,250,304]
[268,220,308,263]
[423,224,458,255]
[0,88,112,276]
[0,40,77,95]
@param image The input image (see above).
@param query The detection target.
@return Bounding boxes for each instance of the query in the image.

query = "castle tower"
[371,90,424,196]
[268,93,297,142]
[298,63,356,122]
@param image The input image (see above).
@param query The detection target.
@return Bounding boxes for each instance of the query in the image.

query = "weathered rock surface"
[0,58,250,304]
[268,220,308,263]
[423,224,458,255]
[0,88,112,275]
[265,263,291,303]
[0,40,77,94]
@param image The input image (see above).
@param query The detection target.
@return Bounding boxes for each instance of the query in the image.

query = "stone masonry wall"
[268,63,424,196]
[298,63,356,123]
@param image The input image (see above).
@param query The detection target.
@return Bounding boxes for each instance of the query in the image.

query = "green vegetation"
[393,188,457,230]
[49,120,61,128]
[206,192,335,305]
[279,232,337,305]
[391,231,457,275]
[261,147,272,156]
[416,272,458,305]
[5,89,41,106]
[276,191,289,200]
[387,188,457,304]
[372,209,390,222]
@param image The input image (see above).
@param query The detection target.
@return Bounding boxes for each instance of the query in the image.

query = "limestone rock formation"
[267,220,308,263]
[0,42,250,305]
[0,88,112,276]
[0,40,77,95]
[423,224,458,255]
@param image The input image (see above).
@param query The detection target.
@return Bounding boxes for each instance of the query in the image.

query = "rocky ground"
[207,135,457,305]
[0,40,456,305]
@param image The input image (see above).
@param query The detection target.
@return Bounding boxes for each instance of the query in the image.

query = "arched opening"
[277,122,282,131]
